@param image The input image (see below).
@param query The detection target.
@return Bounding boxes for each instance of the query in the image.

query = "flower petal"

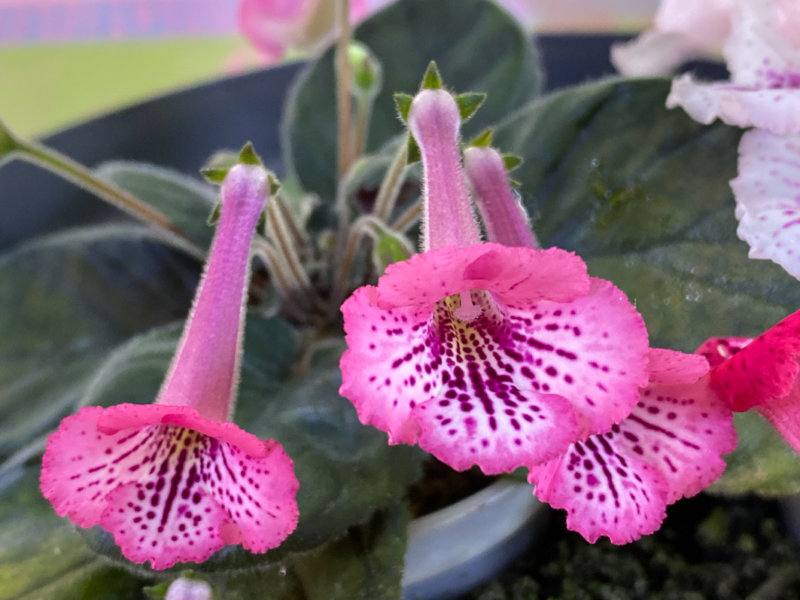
[98,404,269,457]
[201,438,298,553]
[40,405,298,569]
[340,286,436,445]
[757,386,800,454]
[611,0,732,76]
[696,336,751,368]
[530,351,736,544]
[529,437,669,544]
[340,270,648,473]
[619,375,736,503]
[710,309,800,411]
[723,0,800,88]
[646,348,709,386]
[731,129,800,279]
[522,278,648,436]
[375,244,590,311]
[666,75,800,135]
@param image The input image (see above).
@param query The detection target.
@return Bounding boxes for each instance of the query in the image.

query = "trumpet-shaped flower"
[700,309,800,453]
[340,86,649,475]
[40,163,299,569]
[529,349,737,543]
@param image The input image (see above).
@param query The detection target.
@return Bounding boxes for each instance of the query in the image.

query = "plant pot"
[402,479,546,600]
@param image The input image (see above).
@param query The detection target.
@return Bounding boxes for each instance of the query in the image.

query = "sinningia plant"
[1,0,800,597]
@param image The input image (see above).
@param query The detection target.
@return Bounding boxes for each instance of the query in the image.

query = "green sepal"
[256,210,268,236]
[455,92,486,122]
[406,134,421,165]
[508,178,521,188]
[199,150,239,184]
[394,93,414,123]
[502,154,523,171]
[469,129,494,147]
[207,201,221,225]
[267,173,281,196]
[238,141,262,166]
[420,61,443,90]
[199,168,229,184]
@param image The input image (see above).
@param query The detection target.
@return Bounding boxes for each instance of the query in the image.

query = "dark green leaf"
[97,161,218,250]
[0,225,198,460]
[710,412,800,495]
[284,0,542,199]
[205,504,409,600]
[289,503,409,600]
[0,466,143,600]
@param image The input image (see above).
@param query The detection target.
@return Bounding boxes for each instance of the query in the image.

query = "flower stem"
[372,136,409,222]
[330,214,387,312]
[351,92,373,165]
[7,129,201,258]
[390,198,422,233]
[335,0,354,177]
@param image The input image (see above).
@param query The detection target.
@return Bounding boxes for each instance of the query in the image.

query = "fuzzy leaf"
[97,161,217,250]
[0,225,198,460]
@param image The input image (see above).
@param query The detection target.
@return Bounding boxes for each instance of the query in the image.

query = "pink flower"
[663,0,800,280]
[237,0,379,63]
[339,86,650,475]
[699,309,800,453]
[529,349,737,543]
[611,0,734,76]
[40,163,299,570]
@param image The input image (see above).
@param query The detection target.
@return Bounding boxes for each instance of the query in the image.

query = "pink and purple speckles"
[340,243,649,475]
[529,350,736,544]
[41,405,299,569]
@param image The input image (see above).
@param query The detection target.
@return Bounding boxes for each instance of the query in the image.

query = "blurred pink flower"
[237,0,384,63]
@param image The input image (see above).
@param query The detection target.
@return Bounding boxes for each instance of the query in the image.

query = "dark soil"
[467,494,800,600]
